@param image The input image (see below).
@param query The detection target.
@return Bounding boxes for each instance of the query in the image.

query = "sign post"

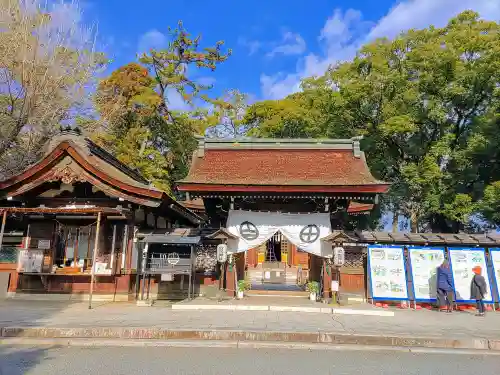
[331,246,345,304]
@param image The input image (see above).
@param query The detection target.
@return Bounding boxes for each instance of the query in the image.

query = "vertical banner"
[408,247,445,302]
[368,245,408,301]
[490,248,500,302]
[448,248,493,303]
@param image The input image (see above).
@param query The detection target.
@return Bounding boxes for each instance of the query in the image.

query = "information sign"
[368,245,408,300]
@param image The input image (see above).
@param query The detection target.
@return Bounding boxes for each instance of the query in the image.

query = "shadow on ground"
[0,299,109,374]
[0,345,64,375]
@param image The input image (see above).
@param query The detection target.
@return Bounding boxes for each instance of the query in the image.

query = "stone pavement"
[0,300,499,340]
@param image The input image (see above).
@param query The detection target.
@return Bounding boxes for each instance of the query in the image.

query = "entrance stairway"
[245,265,309,298]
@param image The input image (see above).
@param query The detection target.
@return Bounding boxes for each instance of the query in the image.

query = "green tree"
[93,22,232,193]
[205,89,249,138]
[139,20,231,120]
[478,181,500,227]
[243,11,500,232]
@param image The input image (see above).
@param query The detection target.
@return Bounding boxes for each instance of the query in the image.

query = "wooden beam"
[88,211,102,309]
[0,210,7,250]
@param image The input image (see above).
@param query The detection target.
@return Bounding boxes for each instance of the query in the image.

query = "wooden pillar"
[88,212,102,309]
[7,268,18,293]
[225,261,236,297]
[322,260,332,300]
[125,224,134,273]
[0,210,7,251]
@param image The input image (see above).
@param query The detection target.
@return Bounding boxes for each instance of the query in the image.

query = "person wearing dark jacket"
[436,260,454,312]
[471,266,488,316]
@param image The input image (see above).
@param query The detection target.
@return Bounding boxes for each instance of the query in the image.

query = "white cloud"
[266,31,307,58]
[368,0,500,40]
[260,74,301,101]
[261,0,500,100]
[137,29,167,55]
[238,37,262,56]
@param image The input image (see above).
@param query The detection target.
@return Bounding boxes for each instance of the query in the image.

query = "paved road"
[1,345,498,375]
[2,300,500,339]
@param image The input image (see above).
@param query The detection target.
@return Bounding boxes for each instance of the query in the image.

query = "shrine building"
[0,132,390,302]
[176,136,389,298]
[0,129,200,301]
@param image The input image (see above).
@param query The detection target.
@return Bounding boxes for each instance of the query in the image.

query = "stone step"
[245,290,309,298]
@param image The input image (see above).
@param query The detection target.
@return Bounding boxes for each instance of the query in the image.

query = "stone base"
[7,292,129,302]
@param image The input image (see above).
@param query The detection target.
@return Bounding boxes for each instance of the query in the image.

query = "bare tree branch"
[0,0,107,178]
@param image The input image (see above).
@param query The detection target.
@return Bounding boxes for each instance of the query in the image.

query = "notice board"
[368,245,408,301]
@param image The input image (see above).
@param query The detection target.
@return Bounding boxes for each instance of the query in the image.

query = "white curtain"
[226,210,332,257]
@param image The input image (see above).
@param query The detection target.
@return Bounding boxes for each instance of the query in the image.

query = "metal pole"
[88,212,102,309]
[0,210,7,251]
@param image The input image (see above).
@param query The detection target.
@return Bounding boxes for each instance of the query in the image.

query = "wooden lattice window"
[343,249,364,269]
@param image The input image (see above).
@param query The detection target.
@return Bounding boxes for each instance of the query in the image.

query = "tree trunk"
[392,212,399,232]
[410,211,418,233]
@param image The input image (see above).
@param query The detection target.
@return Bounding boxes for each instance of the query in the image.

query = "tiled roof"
[0,130,201,224]
[178,138,388,191]
[322,231,500,246]
[180,198,205,210]
[347,201,374,214]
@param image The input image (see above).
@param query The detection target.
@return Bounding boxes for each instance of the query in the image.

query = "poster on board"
[368,245,408,300]
[17,250,44,273]
[448,248,493,303]
[490,248,500,300]
[408,247,445,301]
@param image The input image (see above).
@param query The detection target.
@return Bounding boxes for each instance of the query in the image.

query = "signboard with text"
[448,248,493,303]
[17,250,44,273]
[368,245,408,301]
[488,248,500,302]
[408,247,445,302]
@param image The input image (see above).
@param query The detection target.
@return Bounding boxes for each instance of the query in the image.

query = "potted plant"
[237,279,251,299]
[307,281,319,301]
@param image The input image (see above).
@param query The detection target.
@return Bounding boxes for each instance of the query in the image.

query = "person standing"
[471,266,488,316]
[436,260,454,312]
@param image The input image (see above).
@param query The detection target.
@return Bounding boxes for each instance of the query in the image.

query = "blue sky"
[80,0,500,108]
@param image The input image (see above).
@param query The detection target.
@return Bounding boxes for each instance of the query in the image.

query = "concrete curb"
[170,304,395,317]
[3,338,499,355]
[0,327,497,351]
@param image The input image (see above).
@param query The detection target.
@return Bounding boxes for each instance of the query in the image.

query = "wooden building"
[177,137,389,297]
[0,129,201,301]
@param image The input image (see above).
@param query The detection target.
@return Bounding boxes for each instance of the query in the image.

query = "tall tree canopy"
[93,21,231,193]
[243,11,500,232]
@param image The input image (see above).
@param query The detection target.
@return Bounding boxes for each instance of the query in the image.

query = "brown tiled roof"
[347,201,374,214]
[0,130,201,224]
[321,230,500,247]
[180,198,205,211]
[178,138,388,192]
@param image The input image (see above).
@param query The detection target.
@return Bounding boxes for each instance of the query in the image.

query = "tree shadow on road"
[0,345,64,375]
[0,299,108,374]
